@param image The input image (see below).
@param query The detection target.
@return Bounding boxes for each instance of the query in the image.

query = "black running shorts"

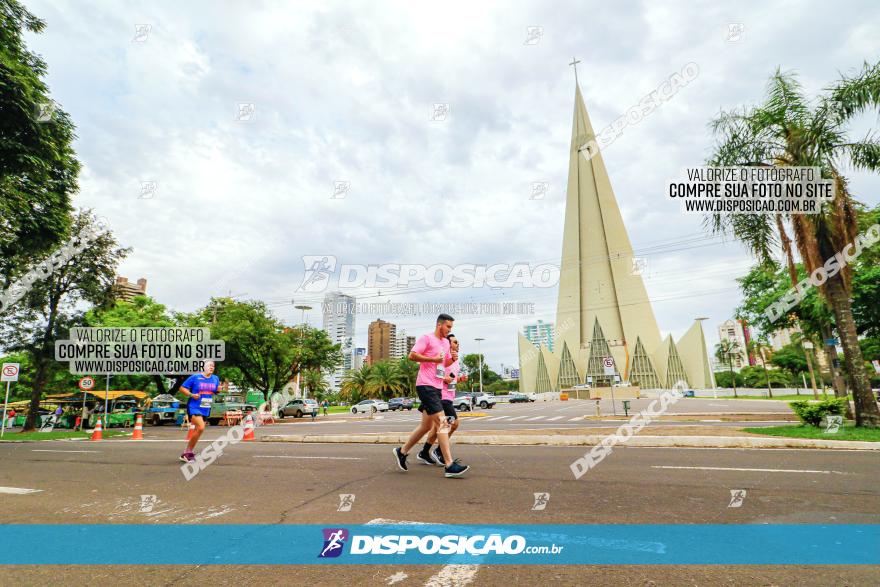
[440,399,457,422]
[416,385,443,415]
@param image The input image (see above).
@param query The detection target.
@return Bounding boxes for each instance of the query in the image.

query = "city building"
[717,319,752,371]
[516,82,715,392]
[367,319,396,365]
[353,347,367,371]
[523,320,555,352]
[113,276,147,301]
[322,291,356,391]
[769,325,800,351]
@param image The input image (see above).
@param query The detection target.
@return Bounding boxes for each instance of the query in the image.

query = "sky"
[23,0,880,371]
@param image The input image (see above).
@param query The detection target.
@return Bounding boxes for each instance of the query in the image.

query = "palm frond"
[824,60,880,121]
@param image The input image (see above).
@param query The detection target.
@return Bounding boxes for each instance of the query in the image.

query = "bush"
[789,398,847,427]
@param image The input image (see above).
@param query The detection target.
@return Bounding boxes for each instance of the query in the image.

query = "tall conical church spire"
[518,71,713,391]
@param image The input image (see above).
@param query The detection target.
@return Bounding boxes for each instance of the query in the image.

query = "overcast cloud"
[23,0,880,369]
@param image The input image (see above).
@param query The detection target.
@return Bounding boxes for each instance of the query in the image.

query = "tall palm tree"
[715,339,742,397]
[367,360,405,400]
[707,61,880,426]
[747,338,774,398]
[303,368,329,400]
[394,357,418,396]
[340,364,371,404]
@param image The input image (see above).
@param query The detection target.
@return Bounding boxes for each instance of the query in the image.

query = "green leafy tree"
[747,338,775,397]
[770,342,810,393]
[0,211,127,430]
[394,357,418,396]
[340,364,371,404]
[459,353,499,392]
[198,298,342,402]
[706,62,880,426]
[302,368,329,400]
[714,340,742,397]
[367,360,405,400]
[84,295,182,395]
[0,0,80,286]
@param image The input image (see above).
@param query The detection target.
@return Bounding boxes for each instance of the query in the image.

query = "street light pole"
[294,304,312,398]
[475,338,485,394]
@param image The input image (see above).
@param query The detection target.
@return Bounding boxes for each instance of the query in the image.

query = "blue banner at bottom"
[0,524,876,565]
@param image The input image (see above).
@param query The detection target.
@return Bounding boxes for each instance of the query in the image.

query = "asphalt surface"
[1,426,878,586]
[269,398,796,435]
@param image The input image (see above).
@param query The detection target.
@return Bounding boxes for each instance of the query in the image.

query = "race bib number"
[448,381,456,392]
[436,364,445,379]
[199,395,213,409]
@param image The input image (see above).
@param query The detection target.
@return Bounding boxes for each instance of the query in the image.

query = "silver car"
[280,399,318,418]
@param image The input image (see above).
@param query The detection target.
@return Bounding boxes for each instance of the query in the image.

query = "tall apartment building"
[113,276,147,301]
[353,347,367,371]
[390,330,417,359]
[522,320,555,352]
[367,319,396,365]
[322,291,356,391]
[716,319,752,371]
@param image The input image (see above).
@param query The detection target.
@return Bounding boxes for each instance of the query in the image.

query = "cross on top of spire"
[569,57,581,85]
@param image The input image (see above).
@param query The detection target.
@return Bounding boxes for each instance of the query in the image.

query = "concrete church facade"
[517,84,715,392]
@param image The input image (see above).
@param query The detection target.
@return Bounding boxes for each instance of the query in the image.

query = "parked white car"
[350,399,389,414]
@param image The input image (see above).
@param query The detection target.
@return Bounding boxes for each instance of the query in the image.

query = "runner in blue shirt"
[179,360,220,462]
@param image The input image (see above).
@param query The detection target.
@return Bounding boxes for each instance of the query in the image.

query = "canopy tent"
[46,390,148,401]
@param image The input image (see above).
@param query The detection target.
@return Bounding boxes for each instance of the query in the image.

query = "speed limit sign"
[78,376,96,391]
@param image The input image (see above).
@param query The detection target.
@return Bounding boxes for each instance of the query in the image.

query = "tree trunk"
[824,276,880,427]
[23,355,48,432]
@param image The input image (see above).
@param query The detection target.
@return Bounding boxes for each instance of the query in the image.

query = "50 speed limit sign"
[78,376,96,391]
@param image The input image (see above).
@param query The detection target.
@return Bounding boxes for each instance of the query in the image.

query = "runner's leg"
[186,415,206,453]
[402,409,434,454]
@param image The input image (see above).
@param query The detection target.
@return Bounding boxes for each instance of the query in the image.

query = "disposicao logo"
[318,528,349,558]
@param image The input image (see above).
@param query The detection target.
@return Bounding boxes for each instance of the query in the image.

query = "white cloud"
[23,0,880,368]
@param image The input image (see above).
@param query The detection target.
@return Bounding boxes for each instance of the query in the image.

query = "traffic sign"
[78,376,96,391]
[602,357,615,376]
[1,363,20,382]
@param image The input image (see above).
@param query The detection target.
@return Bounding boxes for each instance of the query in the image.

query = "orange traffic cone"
[242,414,255,441]
[185,423,195,440]
[132,413,144,440]
[90,418,103,441]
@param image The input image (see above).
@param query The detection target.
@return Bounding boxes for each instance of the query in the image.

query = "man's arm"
[408,351,441,363]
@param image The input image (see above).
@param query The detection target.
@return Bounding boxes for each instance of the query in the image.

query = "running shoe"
[431,446,446,466]
[393,447,408,471]
[444,459,470,478]
[179,451,195,463]
[416,449,433,466]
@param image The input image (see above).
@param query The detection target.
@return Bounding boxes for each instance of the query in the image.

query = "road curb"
[260,433,879,450]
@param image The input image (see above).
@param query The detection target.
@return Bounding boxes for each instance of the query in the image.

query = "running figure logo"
[318,528,349,558]
[298,255,337,292]
[337,494,355,512]
[532,492,550,510]
[728,489,747,508]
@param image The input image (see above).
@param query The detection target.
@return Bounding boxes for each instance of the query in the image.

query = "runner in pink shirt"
[420,334,468,466]
[392,314,469,478]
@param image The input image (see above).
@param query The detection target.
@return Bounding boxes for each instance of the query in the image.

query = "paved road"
[1,434,877,585]
[268,398,794,435]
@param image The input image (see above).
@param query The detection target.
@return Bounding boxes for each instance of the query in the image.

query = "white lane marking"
[367,519,479,587]
[525,416,545,421]
[486,416,510,421]
[652,465,845,474]
[568,417,583,421]
[32,449,100,453]
[506,416,528,421]
[424,565,479,587]
[0,486,43,494]
[253,455,364,460]
[546,416,564,421]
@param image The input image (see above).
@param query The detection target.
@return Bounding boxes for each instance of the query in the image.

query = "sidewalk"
[261,426,879,450]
